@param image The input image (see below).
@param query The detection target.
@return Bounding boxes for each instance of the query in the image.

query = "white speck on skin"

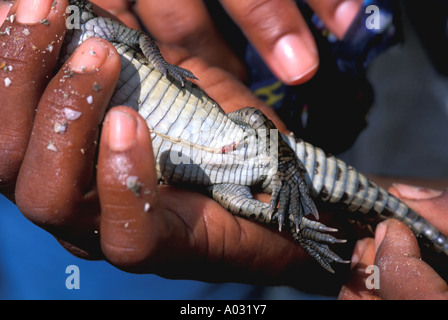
[22,28,30,36]
[4,77,11,87]
[47,142,57,152]
[144,202,150,212]
[54,122,67,134]
[86,95,93,104]
[126,176,141,196]
[64,107,82,120]
[47,44,53,52]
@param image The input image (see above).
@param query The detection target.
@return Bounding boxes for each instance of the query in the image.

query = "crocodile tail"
[282,133,448,256]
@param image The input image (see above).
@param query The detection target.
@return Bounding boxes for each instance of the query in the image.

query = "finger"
[389,184,448,235]
[15,38,121,254]
[136,0,246,81]
[0,0,67,196]
[220,0,318,85]
[338,238,381,300]
[307,0,363,39]
[97,106,166,268]
[374,220,448,300]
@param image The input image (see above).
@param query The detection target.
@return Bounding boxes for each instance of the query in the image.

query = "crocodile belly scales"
[111,43,274,187]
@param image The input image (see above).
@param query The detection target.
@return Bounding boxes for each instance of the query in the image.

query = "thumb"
[374,219,448,300]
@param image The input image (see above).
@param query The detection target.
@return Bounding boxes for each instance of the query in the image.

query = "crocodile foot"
[160,63,198,87]
[138,33,197,86]
[268,134,319,233]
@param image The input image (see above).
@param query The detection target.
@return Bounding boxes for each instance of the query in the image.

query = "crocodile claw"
[290,218,349,272]
[164,64,198,87]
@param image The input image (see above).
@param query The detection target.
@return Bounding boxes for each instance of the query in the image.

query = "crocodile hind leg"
[208,184,349,272]
[81,16,197,85]
[226,107,319,232]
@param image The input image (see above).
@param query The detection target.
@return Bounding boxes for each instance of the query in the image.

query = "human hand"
[2,0,342,290]
[339,184,448,300]
[91,0,363,85]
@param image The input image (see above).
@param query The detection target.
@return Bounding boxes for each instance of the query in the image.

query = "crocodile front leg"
[76,16,197,85]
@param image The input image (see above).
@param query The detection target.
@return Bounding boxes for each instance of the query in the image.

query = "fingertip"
[374,221,388,251]
[70,38,111,73]
[16,0,53,24]
[391,183,444,201]
[0,1,12,26]
[330,0,363,39]
[338,238,380,300]
[270,34,319,85]
[351,238,375,269]
[103,107,138,152]
[375,219,419,257]
[307,0,363,40]
[373,219,448,299]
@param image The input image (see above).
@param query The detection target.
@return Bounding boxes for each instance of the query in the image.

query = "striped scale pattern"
[282,134,448,256]
[110,44,274,188]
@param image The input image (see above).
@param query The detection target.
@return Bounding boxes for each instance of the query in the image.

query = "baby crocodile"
[61,0,447,272]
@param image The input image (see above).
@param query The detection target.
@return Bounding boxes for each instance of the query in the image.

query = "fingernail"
[16,0,53,24]
[272,34,318,83]
[70,38,109,73]
[374,221,388,251]
[392,183,443,200]
[0,2,12,26]
[107,110,137,152]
